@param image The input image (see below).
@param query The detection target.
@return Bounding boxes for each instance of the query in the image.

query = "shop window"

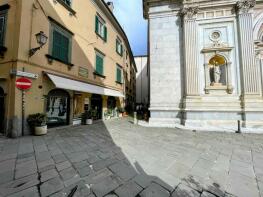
[95,15,107,42]
[95,52,104,76]
[116,65,122,84]
[73,94,83,118]
[46,89,70,127]
[50,22,72,64]
[107,96,116,110]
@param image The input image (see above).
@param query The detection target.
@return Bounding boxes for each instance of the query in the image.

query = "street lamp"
[29,31,48,57]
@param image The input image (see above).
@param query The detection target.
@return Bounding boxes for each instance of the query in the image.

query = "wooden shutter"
[52,30,69,62]
[96,55,103,75]
[0,16,5,46]
[117,67,122,83]
[104,26,107,42]
[120,45,123,56]
[95,16,99,34]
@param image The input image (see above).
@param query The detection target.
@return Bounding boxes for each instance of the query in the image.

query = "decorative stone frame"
[201,48,234,94]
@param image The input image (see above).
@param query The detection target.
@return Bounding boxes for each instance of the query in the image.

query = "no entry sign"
[16,77,32,90]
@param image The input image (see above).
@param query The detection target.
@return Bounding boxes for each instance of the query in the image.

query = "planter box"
[34,125,47,136]
[86,119,93,125]
[73,118,82,126]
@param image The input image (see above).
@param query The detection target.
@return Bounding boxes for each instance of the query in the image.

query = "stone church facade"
[143,0,263,131]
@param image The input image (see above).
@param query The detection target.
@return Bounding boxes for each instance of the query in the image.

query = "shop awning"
[46,73,124,98]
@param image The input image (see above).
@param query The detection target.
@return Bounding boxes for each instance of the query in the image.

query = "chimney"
[107,1,114,12]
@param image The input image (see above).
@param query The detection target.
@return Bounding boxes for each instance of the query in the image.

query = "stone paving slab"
[0,118,263,196]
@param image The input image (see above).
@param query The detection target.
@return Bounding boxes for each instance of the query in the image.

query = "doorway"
[46,89,70,127]
[91,94,102,120]
[0,87,4,133]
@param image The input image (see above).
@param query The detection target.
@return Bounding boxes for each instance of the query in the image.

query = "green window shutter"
[61,35,69,62]
[104,26,107,42]
[52,30,69,62]
[116,39,118,53]
[117,67,122,83]
[95,16,99,34]
[96,55,104,75]
[120,45,123,56]
[52,30,61,60]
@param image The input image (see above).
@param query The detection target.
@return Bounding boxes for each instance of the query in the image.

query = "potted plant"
[118,107,125,117]
[82,111,93,125]
[27,113,47,136]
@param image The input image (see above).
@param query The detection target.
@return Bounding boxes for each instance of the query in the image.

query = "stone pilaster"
[181,6,200,96]
[236,0,261,95]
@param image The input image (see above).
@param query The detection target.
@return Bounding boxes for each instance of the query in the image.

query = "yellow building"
[0,0,137,137]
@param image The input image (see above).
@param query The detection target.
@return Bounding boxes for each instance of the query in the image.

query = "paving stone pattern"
[0,118,263,196]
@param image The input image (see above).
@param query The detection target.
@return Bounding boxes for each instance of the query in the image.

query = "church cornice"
[143,0,262,18]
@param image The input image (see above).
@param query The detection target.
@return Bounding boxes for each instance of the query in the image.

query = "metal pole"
[22,90,25,136]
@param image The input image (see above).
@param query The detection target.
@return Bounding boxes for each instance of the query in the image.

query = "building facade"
[143,0,263,131]
[0,0,136,137]
[135,56,149,107]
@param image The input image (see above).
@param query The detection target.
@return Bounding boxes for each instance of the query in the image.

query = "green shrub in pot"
[27,113,47,135]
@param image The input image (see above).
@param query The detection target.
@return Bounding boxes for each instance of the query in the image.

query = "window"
[116,38,123,56]
[95,15,107,41]
[0,10,7,46]
[51,22,72,63]
[116,65,122,84]
[95,52,104,76]
[61,0,71,7]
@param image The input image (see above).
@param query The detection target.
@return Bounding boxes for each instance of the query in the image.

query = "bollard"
[236,120,241,133]
[134,112,137,125]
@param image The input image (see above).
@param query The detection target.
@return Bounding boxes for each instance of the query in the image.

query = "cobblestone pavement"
[0,118,263,197]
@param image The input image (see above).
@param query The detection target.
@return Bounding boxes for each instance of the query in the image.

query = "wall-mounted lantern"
[29,31,48,57]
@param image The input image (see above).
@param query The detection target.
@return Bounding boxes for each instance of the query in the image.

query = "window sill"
[95,32,106,42]
[56,0,76,15]
[116,81,123,85]
[116,52,123,57]
[93,72,106,78]
[46,54,74,68]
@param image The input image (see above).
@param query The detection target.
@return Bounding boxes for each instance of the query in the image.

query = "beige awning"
[46,73,124,98]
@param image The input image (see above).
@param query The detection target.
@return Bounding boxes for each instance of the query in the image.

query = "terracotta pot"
[34,125,47,136]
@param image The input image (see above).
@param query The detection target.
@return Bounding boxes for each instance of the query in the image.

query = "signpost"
[16,77,32,136]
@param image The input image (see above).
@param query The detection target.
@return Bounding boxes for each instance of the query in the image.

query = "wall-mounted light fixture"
[29,31,48,57]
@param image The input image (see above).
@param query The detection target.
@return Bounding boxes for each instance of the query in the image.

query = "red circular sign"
[16,77,32,90]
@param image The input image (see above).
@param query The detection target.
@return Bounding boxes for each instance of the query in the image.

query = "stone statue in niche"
[214,62,221,84]
[210,61,222,86]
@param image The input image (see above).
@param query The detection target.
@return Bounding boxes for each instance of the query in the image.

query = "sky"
[107,0,148,56]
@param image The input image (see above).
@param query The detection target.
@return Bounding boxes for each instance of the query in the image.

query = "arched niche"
[202,51,233,94]
[208,55,227,86]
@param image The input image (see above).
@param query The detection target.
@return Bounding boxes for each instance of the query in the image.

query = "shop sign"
[78,67,89,78]
[16,77,32,90]
[10,70,38,79]
[84,98,90,105]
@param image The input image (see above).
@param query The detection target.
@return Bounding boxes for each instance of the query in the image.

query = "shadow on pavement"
[0,120,232,197]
